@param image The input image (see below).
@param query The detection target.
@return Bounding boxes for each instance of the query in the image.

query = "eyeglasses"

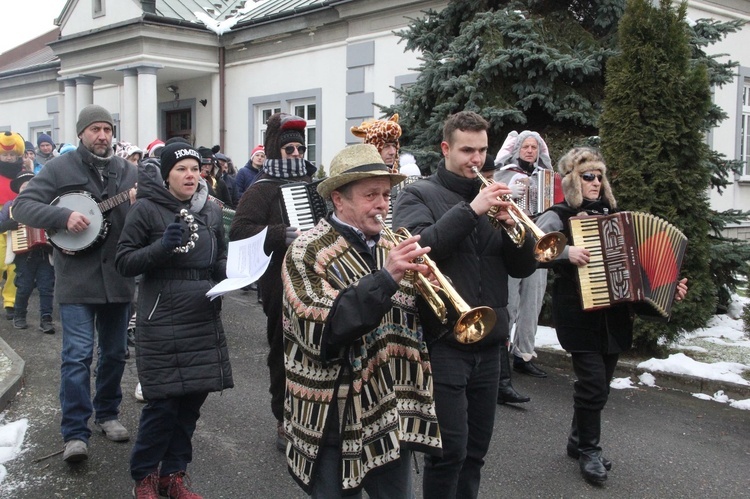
[580,173,603,182]
[283,145,306,155]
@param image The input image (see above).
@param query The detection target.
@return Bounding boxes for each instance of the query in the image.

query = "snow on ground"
[534,296,750,411]
[0,419,27,486]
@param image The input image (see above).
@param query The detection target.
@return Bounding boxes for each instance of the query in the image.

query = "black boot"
[575,408,607,485]
[567,413,612,470]
[497,343,530,404]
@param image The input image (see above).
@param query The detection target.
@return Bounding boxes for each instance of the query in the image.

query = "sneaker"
[5,307,14,320]
[13,316,27,329]
[63,439,88,463]
[158,471,203,499]
[134,382,145,402]
[133,472,160,499]
[94,419,130,442]
[40,315,55,334]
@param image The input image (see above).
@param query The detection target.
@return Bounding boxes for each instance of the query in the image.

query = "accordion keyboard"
[570,218,610,309]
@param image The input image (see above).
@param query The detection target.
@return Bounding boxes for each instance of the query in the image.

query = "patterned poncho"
[281,218,441,494]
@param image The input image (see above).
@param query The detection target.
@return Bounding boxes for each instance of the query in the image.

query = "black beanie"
[264,113,306,160]
[160,142,201,181]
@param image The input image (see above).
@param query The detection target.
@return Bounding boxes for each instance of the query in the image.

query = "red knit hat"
[250,145,265,159]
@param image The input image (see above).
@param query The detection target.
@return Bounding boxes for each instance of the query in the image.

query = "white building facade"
[0,0,748,235]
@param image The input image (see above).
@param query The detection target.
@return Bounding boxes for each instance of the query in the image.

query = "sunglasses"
[283,145,306,155]
[580,173,603,182]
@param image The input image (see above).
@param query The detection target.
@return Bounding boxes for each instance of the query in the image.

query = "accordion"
[10,225,48,254]
[516,169,564,216]
[569,211,687,320]
[280,179,329,231]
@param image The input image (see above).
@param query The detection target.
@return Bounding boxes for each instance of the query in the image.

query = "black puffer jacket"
[115,163,232,400]
[393,161,538,348]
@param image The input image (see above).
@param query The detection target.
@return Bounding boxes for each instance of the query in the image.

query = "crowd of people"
[1,104,688,498]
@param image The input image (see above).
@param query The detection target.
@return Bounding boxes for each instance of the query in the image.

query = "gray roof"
[156,0,333,23]
[156,0,259,22]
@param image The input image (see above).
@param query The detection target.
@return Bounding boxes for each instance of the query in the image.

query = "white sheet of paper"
[206,227,273,300]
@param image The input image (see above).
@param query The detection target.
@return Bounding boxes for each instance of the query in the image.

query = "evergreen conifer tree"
[383,0,625,166]
[599,0,714,351]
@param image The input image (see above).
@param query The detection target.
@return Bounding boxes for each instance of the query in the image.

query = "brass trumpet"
[470,167,567,263]
[375,214,497,344]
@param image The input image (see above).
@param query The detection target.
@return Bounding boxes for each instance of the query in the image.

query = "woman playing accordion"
[535,147,688,486]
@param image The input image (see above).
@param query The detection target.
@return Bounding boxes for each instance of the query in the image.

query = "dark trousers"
[569,352,619,411]
[423,341,500,499]
[263,286,285,423]
[12,249,54,319]
[130,392,209,480]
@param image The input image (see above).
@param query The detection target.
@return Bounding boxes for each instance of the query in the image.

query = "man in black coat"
[393,111,537,498]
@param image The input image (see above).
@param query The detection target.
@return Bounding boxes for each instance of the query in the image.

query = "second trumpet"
[471,167,567,263]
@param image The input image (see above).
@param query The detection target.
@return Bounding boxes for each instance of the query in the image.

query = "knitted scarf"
[261,158,309,179]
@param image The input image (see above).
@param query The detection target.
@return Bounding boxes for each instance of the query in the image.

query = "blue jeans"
[13,249,55,319]
[311,445,414,498]
[130,392,209,480]
[423,341,500,499]
[59,302,129,443]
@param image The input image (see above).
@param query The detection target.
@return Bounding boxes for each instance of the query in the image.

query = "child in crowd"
[0,171,55,333]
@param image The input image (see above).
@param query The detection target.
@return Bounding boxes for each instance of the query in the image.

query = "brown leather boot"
[133,472,159,499]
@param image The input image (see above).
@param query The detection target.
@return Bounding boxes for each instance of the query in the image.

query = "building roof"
[156,0,250,22]
[0,29,60,75]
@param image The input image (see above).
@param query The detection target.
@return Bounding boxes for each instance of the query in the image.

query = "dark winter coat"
[537,200,634,353]
[392,161,538,347]
[230,171,313,312]
[234,163,261,200]
[13,144,136,304]
[115,163,233,400]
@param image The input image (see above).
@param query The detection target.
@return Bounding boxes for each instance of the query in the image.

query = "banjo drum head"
[48,192,106,253]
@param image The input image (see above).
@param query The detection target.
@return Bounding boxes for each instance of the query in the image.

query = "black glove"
[285,226,299,246]
[0,219,19,233]
[161,222,184,250]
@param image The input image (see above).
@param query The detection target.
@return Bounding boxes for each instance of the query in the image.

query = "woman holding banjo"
[115,141,233,498]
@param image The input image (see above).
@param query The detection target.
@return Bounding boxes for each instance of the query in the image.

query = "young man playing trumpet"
[393,111,538,498]
[281,144,442,497]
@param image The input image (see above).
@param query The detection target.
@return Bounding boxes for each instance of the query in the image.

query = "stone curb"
[0,335,25,413]
[536,347,750,401]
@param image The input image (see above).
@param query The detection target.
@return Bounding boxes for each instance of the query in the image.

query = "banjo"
[46,189,133,255]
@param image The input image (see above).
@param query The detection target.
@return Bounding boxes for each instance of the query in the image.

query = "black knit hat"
[160,142,201,181]
[264,113,306,160]
[76,105,113,136]
[10,171,34,194]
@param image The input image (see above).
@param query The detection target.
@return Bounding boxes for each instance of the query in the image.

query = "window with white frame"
[258,105,282,147]
[292,101,317,165]
[742,82,750,176]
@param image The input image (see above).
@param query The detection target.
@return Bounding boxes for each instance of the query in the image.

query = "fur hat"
[557,147,616,209]
[37,133,55,148]
[264,113,306,160]
[10,171,34,194]
[76,105,113,136]
[494,130,551,169]
[160,142,201,181]
[351,114,402,168]
[317,144,406,199]
[0,132,25,158]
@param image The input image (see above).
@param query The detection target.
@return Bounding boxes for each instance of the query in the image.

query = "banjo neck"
[97,189,132,213]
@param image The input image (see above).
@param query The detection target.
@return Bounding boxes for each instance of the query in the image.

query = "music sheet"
[206,227,272,300]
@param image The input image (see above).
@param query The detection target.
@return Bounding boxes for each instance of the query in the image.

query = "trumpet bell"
[454,306,497,344]
[535,232,567,263]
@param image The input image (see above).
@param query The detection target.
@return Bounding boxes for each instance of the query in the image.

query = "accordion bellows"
[569,211,688,320]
